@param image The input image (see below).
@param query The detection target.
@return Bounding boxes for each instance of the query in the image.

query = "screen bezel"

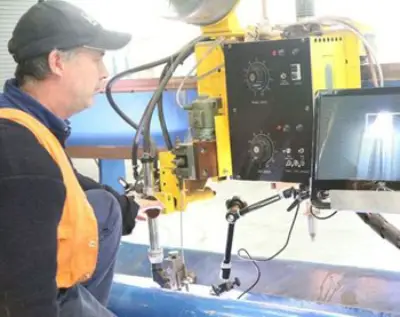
[311,86,400,192]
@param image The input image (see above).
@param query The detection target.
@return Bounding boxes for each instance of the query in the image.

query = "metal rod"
[295,0,315,21]
[143,159,154,196]
[261,0,268,21]
[142,158,164,264]
[148,218,161,251]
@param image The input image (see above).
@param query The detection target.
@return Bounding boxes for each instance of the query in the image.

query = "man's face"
[50,47,109,117]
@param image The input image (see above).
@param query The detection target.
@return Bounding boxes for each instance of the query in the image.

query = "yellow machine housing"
[309,32,361,92]
[154,10,363,213]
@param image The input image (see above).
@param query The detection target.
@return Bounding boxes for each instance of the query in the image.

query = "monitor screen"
[315,92,400,182]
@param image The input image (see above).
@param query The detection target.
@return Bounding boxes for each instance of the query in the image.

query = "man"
[0,1,163,316]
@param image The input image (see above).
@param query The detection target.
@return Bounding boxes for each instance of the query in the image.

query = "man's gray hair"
[15,49,77,85]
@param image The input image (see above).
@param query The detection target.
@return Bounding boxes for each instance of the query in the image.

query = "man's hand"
[134,197,165,221]
[112,193,165,235]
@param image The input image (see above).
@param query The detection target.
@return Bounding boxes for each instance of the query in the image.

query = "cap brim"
[88,29,132,51]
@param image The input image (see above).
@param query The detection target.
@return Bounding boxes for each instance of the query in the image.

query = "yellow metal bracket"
[154,151,215,214]
[200,10,244,38]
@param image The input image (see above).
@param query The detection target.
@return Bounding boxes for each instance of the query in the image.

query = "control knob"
[249,134,274,163]
[244,61,270,94]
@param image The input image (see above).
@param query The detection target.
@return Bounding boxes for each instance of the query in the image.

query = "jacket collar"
[1,79,71,144]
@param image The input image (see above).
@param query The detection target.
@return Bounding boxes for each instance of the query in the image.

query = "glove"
[119,196,165,234]
[102,184,139,236]
[103,185,164,235]
[118,195,140,236]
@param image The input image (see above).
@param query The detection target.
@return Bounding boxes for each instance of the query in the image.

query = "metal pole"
[142,155,164,265]
[261,0,268,21]
[295,0,315,21]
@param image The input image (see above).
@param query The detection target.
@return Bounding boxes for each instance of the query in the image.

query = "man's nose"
[99,60,109,80]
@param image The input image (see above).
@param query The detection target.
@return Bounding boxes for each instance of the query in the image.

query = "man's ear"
[47,50,67,77]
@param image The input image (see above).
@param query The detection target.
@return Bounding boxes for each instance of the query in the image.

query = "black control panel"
[223,38,313,184]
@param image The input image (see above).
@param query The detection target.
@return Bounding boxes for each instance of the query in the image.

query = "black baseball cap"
[8,0,132,63]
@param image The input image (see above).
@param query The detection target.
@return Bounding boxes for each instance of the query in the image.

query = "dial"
[244,60,270,94]
[249,134,274,163]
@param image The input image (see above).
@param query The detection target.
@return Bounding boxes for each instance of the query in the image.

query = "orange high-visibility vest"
[0,108,98,288]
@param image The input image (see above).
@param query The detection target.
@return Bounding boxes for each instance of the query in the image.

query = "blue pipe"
[107,243,400,316]
[108,275,391,317]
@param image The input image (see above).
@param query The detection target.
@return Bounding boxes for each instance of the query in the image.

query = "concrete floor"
[74,158,400,274]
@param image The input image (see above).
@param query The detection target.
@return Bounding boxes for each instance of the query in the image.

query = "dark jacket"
[0,78,139,317]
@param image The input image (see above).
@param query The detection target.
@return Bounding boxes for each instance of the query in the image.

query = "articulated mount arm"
[225,187,298,224]
[211,185,310,296]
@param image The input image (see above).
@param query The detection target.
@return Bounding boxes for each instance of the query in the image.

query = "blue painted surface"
[111,242,400,316]
[99,159,126,194]
[67,89,196,147]
[100,160,126,189]
[108,278,391,317]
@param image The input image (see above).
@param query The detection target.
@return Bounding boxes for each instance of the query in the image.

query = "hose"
[105,56,177,130]
[131,36,208,175]
[157,60,174,150]
[105,55,178,182]
[105,35,210,181]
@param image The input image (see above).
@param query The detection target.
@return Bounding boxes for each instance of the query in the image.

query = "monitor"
[312,86,400,191]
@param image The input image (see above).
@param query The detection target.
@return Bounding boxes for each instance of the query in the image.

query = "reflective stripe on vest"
[0,108,98,288]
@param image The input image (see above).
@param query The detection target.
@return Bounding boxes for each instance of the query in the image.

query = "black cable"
[156,60,174,150]
[131,36,207,175]
[105,54,179,131]
[135,58,175,152]
[104,54,180,180]
[146,60,176,182]
[310,208,337,220]
[105,35,209,181]
[236,249,261,300]
[141,41,199,153]
[236,204,300,299]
